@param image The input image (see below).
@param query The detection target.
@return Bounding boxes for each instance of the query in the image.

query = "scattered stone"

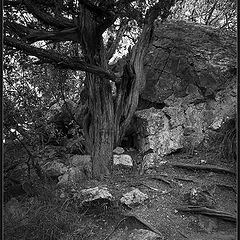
[74,186,114,205]
[120,188,148,206]
[113,147,125,154]
[69,155,91,167]
[128,229,162,240]
[113,154,133,166]
[42,160,68,178]
[57,155,92,185]
[58,165,91,185]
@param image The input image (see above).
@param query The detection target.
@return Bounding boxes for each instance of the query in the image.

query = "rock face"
[134,108,184,156]
[134,20,236,154]
[143,20,236,103]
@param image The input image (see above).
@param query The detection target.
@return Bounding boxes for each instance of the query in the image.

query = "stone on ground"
[120,188,148,206]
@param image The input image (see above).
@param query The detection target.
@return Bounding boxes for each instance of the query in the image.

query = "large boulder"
[136,21,236,152]
[143,20,236,103]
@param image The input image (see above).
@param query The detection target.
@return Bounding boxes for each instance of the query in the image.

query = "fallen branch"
[173,177,196,182]
[124,212,164,237]
[171,163,236,175]
[151,176,172,187]
[176,206,236,222]
[103,217,128,240]
[104,212,164,240]
[216,184,236,193]
[138,183,161,192]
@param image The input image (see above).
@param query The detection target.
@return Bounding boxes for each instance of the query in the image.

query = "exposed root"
[176,206,236,222]
[171,163,235,175]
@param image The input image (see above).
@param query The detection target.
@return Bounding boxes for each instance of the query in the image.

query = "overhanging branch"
[5,21,79,43]
[23,0,75,29]
[4,36,116,80]
[26,27,79,43]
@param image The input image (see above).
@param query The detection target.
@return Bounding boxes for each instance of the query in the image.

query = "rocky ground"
[63,149,236,240]
[4,147,236,240]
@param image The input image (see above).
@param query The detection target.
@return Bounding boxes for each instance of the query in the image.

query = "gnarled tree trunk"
[79,6,115,179]
[78,3,172,179]
[84,73,114,179]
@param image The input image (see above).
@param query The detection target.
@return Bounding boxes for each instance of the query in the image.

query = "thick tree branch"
[4,0,22,7]
[4,36,116,80]
[26,28,79,43]
[78,0,112,17]
[23,0,74,29]
[115,0,175,140]
[5,21,32,39]
[145,0,175,24]
[4,0,55,7]
[5,21,79,43]
[118,6,144,25]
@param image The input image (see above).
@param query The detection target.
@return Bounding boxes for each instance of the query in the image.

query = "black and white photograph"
[3,0,237,239]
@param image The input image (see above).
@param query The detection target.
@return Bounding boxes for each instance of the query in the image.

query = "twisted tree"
[4,0,176,179]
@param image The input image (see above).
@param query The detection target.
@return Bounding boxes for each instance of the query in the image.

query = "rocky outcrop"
[134,108,184,156]
[143,20,236,103]
[134,21,236,155]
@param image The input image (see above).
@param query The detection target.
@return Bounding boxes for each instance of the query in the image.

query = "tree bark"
[78,5,115,179]
[84,73,114,179]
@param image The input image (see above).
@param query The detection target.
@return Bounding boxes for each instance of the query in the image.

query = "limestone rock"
[57,155,92,185]
[69,155,91,167]
[58,165,91,185]
[113,147,125,154]
[42,160,68,178]
[140,152,160,175]
[137,21,236,151]
[113,154,133,166]
[143,21,236,103]
[74,186,114,206]
[120,188,148,206]
[135,108,184,156]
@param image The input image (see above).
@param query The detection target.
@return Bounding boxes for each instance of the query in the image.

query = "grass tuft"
[4,186,96,240]
[215,115,236,161]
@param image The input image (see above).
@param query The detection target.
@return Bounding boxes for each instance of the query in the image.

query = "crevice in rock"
[137,97,166,110]
[120,132,138,149]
